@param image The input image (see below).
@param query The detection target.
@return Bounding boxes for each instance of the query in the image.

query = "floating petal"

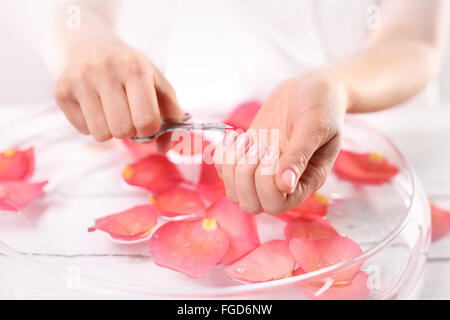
[284,214,338,240]
[0,180,47,211]
[88,205,159,240]
[430,202,450,242]
[206,197,260,264]
[224,240,295,282]
[122,154,184,194]
[154,183,206,218]
[289,235,363,281]
[333,150,399,185]
[224,101,261,131]
[0,147,34,181]
[150,218,229,278]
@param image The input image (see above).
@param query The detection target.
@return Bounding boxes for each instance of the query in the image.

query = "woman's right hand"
[54,36,184,143]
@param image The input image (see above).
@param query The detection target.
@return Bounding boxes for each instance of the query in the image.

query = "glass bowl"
[0,112,430,299]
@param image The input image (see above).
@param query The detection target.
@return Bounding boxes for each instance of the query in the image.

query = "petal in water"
[289,235,363,282]
[0,147,34,181]
[197,161,226,204]
[122,154,184,194]
[277,193,329,222]
[284,214,338,240]
[333,150,399,185]
[299,271,370,300]
[206,197,260,264]
[154,183,206,218]
[224,101,261,131]
[150,218,229,278]
[0,180,47,211]
[88,205,159,240]
[171,132,210,156]
[122,139,157,159]
[224,240,295,283]
[430,202,450,242]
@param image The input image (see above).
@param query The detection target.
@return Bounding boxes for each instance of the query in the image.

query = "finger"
[285,134,341,208]
[54,82,89,134]
[213,130,238,179]
[125,71,161,138]
[56,100,89,134]
[255,145,288,215]
[275,122,329,194]
[235,142,267,214]
[153,68,185,121]
[98,80,135,139]
[222,133,253,203]
[76,88,112,142]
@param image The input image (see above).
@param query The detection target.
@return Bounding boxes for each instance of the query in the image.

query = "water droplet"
[235,267,246,274]
[184,242,191,248]
[153,234,160,239]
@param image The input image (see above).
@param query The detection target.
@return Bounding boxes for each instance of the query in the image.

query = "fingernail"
[236,134,249,150]
[247,143,258,157]
[282,169,297,190]
[224,131,237,146]
[262,146,275,165]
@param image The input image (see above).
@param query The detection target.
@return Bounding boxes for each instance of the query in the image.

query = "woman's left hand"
[214,74,349,215]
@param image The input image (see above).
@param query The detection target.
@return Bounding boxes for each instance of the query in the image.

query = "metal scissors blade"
[129,114,233,143]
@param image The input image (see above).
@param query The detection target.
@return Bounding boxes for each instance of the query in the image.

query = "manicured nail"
[262,146,275,164]
[282,169,297,190]
[236,134,250,150]
[247,143,258,157]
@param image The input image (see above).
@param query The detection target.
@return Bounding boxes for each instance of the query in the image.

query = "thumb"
[275,124,326,194]
[153,69,185,121]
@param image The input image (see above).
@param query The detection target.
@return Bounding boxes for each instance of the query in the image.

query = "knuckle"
[54,79,72,102]
[93,131,112,142]
[263,204,285,216]
[110,123,134,138]
[239,203,260,215]
[291,152,309,172]
[134,117,159,133]
[70,64,90,82]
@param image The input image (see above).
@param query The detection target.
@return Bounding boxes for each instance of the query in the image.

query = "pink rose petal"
[154,183,206,218]
[122,139,157,159]
[0,147,34,181]
[122,154,184,194]
[0,180,47,210]
[206,197,260,264]
[150,218,229,278]
[289,235,363,281]
[284,214,338,240]
[300,271,370,300]
[224,101,261,131]
[197,162,226,204]
[430,202,450,242]
[333,150,399,185]
[171,131,210,156]
[88,205,159,240]
[277,193,329,222]
[224,240,295,283]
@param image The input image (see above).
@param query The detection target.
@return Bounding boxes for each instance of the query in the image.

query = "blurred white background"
[0,0,448,105]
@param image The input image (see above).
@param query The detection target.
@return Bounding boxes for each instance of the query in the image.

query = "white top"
[115,0,374,118]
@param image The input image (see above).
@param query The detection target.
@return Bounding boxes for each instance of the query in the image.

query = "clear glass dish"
[0,111,430,299]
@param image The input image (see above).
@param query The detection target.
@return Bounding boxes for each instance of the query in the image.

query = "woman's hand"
[214,74,348,215]
[54,36,184,143]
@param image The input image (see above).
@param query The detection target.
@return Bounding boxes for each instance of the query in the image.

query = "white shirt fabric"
[115,0,375,119]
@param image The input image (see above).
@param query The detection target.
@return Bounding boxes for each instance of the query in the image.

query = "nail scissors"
[129,113,233,143]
